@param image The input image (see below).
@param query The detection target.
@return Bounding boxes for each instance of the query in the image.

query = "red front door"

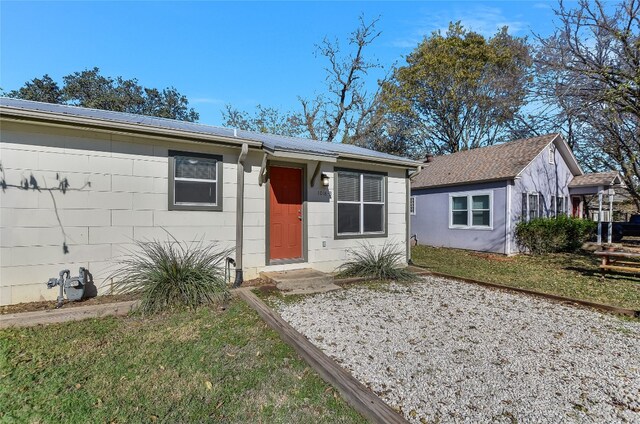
[572,196,582,218]
[269,166,303,261]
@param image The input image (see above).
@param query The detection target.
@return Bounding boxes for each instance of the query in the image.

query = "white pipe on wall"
[234,143,249,287]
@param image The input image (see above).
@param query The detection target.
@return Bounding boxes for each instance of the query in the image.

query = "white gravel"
[273,277,640,423]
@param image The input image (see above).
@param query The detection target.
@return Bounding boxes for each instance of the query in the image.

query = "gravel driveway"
[274,277,640,423]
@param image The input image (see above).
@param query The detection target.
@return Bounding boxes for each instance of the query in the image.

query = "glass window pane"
[338,203,360,234]
[472,195,489,210]
[175,181,216,205]
[558,197,564,214]
[452,211,468,226]
[529,194,538,219]
[472,211,490,226]
[175,156,217,180]
[363,204,384,233]
[452,196,467,210]
[363,174,383,203]
[337,172,360,202]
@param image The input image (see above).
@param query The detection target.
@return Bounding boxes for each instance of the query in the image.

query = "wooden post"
[608,188,614,244]
[597,190,603,245]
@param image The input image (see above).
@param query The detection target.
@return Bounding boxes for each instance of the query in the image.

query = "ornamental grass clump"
[110,237,233,315]
[337,242,417,281]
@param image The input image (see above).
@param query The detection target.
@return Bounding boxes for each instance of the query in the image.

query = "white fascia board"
[0,106,263,148]
[268,149,338,162]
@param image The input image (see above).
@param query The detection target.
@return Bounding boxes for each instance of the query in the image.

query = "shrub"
[110,237,233,314]
[336,242,417,281]
[515,216,596,254]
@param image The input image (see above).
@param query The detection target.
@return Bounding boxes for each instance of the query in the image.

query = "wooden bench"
[594,250,640,278]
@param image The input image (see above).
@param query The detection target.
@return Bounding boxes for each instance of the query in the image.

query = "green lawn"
[411,246,640,310]
[0,299,364,423]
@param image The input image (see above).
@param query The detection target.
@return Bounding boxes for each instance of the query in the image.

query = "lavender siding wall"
[509,143,574,253]
[411,181,508,254]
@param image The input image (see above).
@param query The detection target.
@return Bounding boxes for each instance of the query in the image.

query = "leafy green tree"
[7,67,199,122]
[6,74,63,103]
[382,23,532,155]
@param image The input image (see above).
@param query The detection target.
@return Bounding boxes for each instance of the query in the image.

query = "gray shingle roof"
[411,134,561,189]
[568,171,622,188]
[0,97,419,167]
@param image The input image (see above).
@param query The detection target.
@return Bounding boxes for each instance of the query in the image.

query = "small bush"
[336,242,417,281]
[110,237,233,315]
[515,216,596,254]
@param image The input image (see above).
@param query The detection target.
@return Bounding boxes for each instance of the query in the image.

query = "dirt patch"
[1,294,137,315]
[242,278,272,287]
[253,285,279,295]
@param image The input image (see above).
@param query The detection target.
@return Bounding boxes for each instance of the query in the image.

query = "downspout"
[505,181,512,255]
[406,166,422,265]
[234,143,249,287]
[406,172,412,265]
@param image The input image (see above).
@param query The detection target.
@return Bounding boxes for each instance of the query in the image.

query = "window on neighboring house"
[169,151,223,211]
[522,192,544,221]
[550,195,566,217]
[449,193,492,228]
[410,196,416,215]
[336,170,386,237]
[549,145,556,164]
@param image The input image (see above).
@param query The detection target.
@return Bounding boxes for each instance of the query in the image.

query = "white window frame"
[336,170,386,238]
[551,195,566,217]
[526,192,540,221]
[448,191,493,230]
[548,145,556,164]
[410,196,416,215]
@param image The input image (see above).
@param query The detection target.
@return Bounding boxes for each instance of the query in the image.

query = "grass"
[411,246,640,310]
[0,299,365,423]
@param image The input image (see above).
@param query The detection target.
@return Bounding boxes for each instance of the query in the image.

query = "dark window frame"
[334,167,388,240]
[168,150,223,211]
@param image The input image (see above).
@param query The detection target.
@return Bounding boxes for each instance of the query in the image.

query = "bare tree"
[223,16,384,144]
[535,0,640,208]
[302,15,384,143]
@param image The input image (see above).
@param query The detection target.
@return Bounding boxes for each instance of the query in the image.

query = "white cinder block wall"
[0,121,407,305]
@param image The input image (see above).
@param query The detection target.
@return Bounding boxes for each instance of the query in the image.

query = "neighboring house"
[410,133,622,255]
[569,172,625,221]
[0,98,420,306]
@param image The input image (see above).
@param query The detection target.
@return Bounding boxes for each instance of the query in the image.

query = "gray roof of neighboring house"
[0,97,420,167]
[568,171,623,188]
[411,134,563,189]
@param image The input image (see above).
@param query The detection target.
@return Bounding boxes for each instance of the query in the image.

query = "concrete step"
[260,268,341,295]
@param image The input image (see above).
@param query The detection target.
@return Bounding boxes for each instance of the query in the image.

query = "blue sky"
[1,1,562,125]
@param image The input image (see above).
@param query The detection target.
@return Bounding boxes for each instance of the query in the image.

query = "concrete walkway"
[260,268,341,295]
[0,301,137,328]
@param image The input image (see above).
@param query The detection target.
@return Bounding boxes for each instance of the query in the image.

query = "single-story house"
[410,133,623,255]
[0,98,420,306]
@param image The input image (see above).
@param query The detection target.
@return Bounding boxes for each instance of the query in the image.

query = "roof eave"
[0,105,263,149]
[411,176,512,191]
[338,152,421,168]
[1,105,420,168]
